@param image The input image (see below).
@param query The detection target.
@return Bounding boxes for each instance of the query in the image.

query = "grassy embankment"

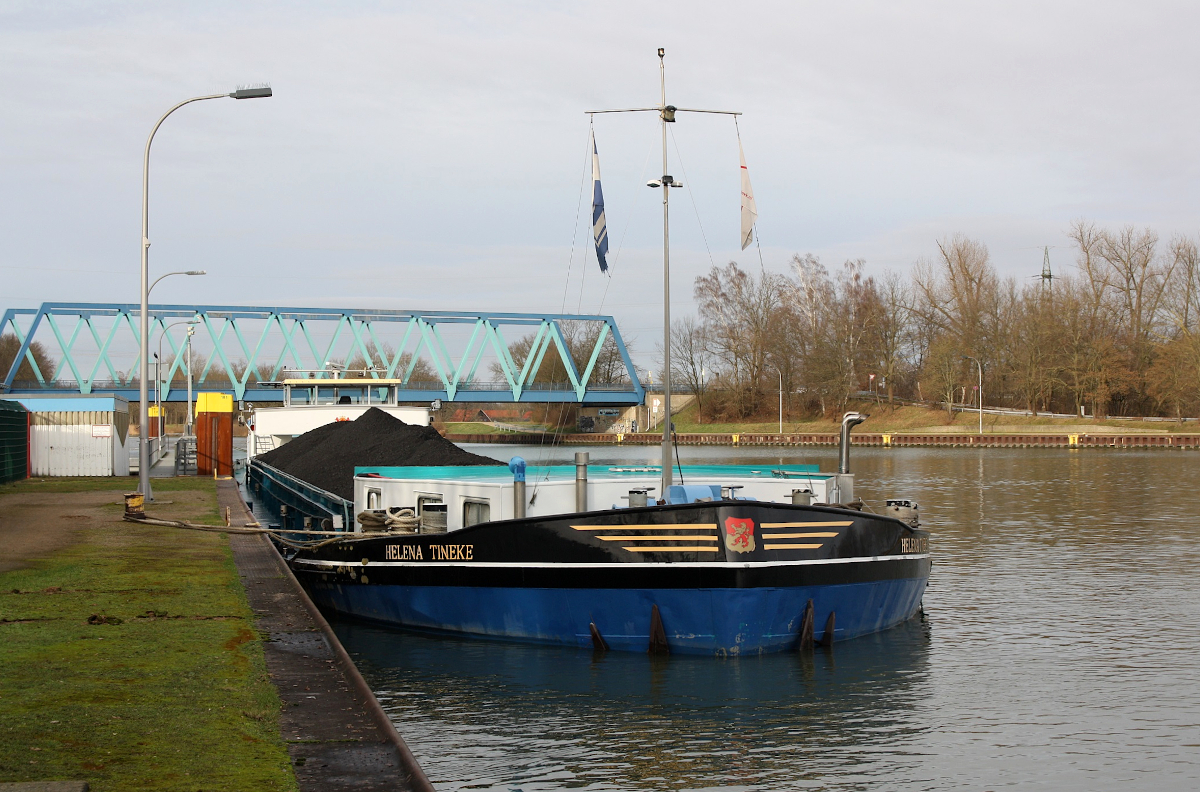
[452,400,1193,436]
[0,477,296,791]
[666,401,1194,434]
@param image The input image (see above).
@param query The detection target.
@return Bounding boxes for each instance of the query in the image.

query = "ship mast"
[588,48,740,495]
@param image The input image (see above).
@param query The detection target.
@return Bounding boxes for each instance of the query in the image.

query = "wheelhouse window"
[463,499,491,527]
[366,488,382,510]
[416,493,443,515]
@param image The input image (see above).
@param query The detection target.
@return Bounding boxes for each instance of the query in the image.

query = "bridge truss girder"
[1,303,645,405]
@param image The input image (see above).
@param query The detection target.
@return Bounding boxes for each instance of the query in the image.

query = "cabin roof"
[354,463,827,483]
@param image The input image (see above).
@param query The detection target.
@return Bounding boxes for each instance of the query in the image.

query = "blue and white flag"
[591,130,610,273]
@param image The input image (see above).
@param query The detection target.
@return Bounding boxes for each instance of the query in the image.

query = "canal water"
[328,445,1200,790]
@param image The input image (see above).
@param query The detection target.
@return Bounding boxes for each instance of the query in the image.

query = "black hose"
[671,423,685,485]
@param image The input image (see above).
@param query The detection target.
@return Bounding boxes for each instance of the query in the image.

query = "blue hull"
[304,576,928,655]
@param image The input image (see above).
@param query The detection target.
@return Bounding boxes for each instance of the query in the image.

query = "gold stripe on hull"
[597,535,718,542]
[571,524,719,531]
[761,532,839,539]
[764,543,825,550]
[760,521,853,528]
[623,546,721,553]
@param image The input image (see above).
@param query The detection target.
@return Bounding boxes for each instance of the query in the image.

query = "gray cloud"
[2,1,1197,366]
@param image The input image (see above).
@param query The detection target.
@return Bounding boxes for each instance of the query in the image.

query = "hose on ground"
[123,514,364,550]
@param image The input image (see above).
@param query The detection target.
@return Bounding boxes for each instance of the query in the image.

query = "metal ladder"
[174,436,197,476]
[254,435,275,456]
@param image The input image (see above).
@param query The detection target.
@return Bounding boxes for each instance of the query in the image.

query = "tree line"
[669,221,1200,422]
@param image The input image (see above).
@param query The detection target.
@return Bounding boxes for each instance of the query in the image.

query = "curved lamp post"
[138,87,271,500]
[150,270,206,296]
[150,277,203,442]
[156,318,201,436]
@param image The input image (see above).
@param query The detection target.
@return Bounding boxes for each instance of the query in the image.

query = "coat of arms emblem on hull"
[724,517,756,553]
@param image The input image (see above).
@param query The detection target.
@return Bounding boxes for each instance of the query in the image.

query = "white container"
[14,395,131,476]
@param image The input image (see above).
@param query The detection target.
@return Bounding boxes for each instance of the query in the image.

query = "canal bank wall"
[214,480,434,792]
[447,432,1200,449]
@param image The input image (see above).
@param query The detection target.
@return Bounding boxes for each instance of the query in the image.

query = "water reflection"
[336,617,932,791]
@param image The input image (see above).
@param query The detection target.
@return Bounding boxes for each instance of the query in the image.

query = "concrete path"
[0,490,111,573]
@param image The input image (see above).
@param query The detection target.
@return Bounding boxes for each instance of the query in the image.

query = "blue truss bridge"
[1,303,644,405]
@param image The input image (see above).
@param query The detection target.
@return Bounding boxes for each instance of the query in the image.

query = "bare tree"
[694,262,783,417]
[665,316,713,423]
[0,334,56,385]
[490,320,629,387]
[872,271,915,404]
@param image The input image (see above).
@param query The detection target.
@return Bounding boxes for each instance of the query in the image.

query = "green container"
[0,399,29,484]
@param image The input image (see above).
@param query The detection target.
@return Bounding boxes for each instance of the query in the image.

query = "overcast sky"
[3,0,1198,366]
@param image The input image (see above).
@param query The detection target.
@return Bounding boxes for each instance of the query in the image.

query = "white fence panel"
[29,411,119,476]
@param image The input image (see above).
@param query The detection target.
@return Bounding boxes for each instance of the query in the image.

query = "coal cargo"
[257,407,501,500]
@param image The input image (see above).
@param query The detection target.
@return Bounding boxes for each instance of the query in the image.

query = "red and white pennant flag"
[739,139,758,251]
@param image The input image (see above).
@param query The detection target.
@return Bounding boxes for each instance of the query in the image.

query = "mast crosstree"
[587,48,741,495]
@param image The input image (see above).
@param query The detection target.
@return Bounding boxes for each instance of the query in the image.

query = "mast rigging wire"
[666,124,717,271]
[560,122,594,313]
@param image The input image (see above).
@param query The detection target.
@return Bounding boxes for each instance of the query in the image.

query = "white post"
[963,355,982,435]
[778,369,783,435]
[977,360,983,435]
[154,354,161,448]
[186,327,195,436]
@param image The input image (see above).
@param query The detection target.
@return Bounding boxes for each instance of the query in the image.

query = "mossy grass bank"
[0,477,297,791]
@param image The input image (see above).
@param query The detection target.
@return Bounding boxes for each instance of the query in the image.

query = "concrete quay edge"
[215,479,434,792]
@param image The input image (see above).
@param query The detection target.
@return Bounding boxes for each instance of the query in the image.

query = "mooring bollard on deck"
[510,456,527,518]
[575,451,589,512]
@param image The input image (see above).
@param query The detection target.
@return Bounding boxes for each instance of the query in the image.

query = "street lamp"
[138,86,272,500]
[962,355,983,435]
[157,319,200,439]
[149,270,206,296]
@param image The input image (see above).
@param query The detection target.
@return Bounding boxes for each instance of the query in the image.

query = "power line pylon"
[1037,246,1055,291]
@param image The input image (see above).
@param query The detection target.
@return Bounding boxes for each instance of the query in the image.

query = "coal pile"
[256,407,501,500]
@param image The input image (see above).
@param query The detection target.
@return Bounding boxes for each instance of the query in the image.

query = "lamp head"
[185,270,206,276]
[230,86,272,100]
